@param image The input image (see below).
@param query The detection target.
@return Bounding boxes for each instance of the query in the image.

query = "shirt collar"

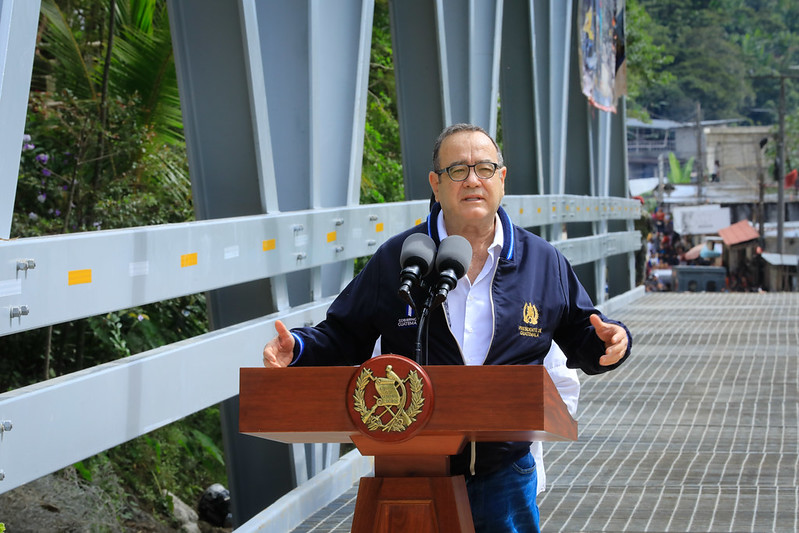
[436,213,504,258]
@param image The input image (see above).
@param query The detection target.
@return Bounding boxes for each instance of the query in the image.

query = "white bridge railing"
[0,195,641,495]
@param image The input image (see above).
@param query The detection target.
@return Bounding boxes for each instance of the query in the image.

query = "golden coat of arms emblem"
[347,354,433,442]
[523,302,539,325]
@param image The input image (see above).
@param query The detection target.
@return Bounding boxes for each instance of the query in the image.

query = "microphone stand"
[414,285,436,365]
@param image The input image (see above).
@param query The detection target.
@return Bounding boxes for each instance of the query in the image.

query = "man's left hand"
[590,314,628,366]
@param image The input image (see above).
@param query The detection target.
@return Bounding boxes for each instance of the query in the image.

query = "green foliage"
[38,0,183,145]
[69,407,226,522]
[668,152,695,184]
[73,460,94,482]
[787,110,799,174]
[113,408,226,512]
[636,0,799,123]
[625,0,675,118]
[2,4,213,522]
[361,0,404,204]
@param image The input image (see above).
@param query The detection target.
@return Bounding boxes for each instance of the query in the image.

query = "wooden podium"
[239,355,577,532]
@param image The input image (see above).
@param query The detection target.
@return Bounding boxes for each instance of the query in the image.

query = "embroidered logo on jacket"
[523,302,539,325]
[397,304,418,328]
[519,302,542,337]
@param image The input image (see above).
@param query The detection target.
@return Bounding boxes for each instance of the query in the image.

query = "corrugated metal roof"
[718,219,760,246]
[761,252,799,266]
[627,118,743,130]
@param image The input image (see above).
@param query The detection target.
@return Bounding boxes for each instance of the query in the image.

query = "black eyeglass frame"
[434,162,500,182]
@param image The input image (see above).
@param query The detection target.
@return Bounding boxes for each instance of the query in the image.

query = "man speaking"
[264,123,631,532]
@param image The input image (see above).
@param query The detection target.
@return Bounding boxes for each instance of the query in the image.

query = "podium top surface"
[239,364,577,447]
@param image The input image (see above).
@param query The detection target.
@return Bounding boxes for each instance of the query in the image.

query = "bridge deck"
[288,292,799,532]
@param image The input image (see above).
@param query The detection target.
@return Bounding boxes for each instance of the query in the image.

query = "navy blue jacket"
[289,203,632,474]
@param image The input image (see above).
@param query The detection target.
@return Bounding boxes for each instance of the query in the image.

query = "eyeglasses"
[435,162,499,182]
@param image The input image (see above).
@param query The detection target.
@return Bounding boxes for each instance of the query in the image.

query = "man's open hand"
[590,314,628,367]
[262,320,295,368]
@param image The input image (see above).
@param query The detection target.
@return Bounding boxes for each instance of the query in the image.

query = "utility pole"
[695,102,704,203]
[755,138,767,244]
[777,77,786,254]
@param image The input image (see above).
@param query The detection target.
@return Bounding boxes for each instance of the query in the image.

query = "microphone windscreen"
[435,235,472,279]
[399,233,437,276]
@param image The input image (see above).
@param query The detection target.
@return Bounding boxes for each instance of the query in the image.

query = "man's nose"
[463,167,481,184]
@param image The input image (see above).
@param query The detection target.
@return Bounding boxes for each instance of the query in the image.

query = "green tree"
[22,0,189,236]
[636,0,754,120]
[668,152,694,184]
[361,0,404,204]
[635,0,799,122]
[625,0,675,118]
[8,0,199,386]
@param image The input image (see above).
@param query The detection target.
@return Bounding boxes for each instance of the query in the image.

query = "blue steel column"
[500,0,543,196]
[167,2,291,527]
[0,0,41,239]
[606,99,635,297]
[168,0,372,526]
[564,14,599,298]
[391,0,503,199]
[389,0,444,200]
[500,0,573,209]
[543,0,573,200]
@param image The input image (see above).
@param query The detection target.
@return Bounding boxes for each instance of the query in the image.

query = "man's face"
[428,130,506,230]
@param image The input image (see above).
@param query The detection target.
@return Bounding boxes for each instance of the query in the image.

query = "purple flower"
[37,193,46,203]
[54,209,61,216]
[35,153,49,164]
[137,314,145,321]
[41,168,52,177]
[23,134,31,142]
[28,212,38,221]
[22,143,35,151]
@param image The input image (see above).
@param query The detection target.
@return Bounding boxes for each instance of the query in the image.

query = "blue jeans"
[465,452,540,533]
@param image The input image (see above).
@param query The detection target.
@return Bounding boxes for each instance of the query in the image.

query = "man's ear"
[428,171,440,200]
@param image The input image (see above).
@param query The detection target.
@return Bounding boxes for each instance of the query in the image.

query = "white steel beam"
[0,0,41,239]
[0,300,330,494]
[1,196,640,336]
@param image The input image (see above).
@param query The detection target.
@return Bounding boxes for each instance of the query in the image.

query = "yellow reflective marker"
[537,207,542,213]
[375,223,384,232]
[262,239,276,251]
[68,269,92,285]
[181,253,198,268]
[415,218,422,226]
[327,231,337,242]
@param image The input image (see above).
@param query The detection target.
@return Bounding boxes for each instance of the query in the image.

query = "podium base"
[351,476,475,533]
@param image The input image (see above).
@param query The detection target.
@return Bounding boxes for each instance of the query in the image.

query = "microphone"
[431,235,472,308]
[398,233,437,308]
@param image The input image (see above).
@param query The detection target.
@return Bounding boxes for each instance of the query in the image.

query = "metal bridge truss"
[0,0,640,527]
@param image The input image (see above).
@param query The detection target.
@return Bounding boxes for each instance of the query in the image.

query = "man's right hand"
[262,319,295,368]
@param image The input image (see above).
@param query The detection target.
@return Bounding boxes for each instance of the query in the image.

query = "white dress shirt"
[374,215,580,492]
[437,213,503,366]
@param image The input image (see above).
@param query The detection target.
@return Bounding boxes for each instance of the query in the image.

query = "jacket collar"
[427,202,515,261]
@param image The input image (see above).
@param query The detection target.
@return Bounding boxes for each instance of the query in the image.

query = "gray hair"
[431,123,504,171]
